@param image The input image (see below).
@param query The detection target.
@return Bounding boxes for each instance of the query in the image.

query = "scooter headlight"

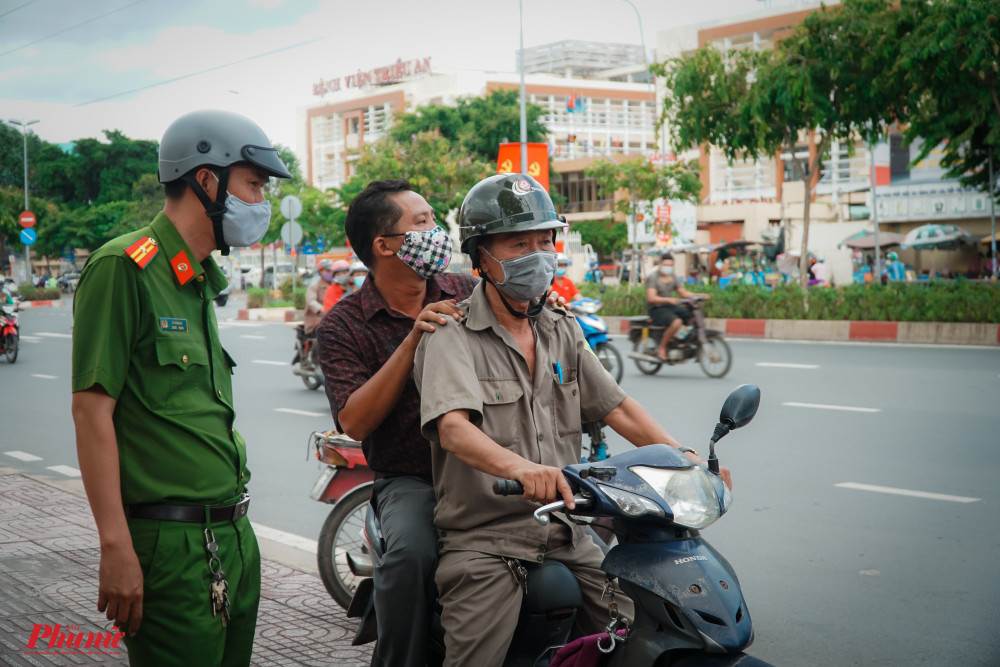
[598,484,665,518]
[630,465,728,529]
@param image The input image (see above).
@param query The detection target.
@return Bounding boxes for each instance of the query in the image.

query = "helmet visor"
[241,145,291,179]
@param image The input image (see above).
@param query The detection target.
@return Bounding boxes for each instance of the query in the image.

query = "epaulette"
[124,236,159,269]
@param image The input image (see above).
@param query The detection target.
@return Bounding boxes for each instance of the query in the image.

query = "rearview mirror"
[720,384,760,430]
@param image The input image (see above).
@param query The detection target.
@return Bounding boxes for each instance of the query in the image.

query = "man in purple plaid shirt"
[317,179,477,666]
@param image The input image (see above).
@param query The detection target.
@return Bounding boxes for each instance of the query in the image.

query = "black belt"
[128,494,250,523]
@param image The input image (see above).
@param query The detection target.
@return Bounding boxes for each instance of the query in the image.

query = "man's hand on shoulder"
[411,300,464,338]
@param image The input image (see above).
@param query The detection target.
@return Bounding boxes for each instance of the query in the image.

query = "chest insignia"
[124,236,158,269]
[170,250,196,286]
[159,318,188,332]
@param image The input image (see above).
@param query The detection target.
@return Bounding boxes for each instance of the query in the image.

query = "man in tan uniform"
[414,174,727,667]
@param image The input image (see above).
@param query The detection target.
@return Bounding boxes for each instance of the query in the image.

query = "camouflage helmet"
[458,174,566,255]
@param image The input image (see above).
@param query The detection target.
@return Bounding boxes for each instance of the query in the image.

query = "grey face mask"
[487,249,557,302]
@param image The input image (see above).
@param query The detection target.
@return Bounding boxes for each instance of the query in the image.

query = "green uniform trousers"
[124,514,260,666]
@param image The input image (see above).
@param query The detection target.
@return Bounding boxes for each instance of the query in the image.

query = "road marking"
[31,374,58,379]
[5,450,43,462]
[756,362,819,369]
[46,465,81,477]
[835,482,980,503]
[252,360,288,366]
[19,335,42,343]
[783,402,881,413]
[36,332,72,338]
[240,335,267,340]
[274,408,327,418]
[253,523,318,554]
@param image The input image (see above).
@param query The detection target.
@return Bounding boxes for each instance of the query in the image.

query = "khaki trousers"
[435,525,634,667]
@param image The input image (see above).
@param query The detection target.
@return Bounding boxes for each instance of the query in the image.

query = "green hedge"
[246,281,306,310]
[17,286,62,301]
[578,281,1000,323]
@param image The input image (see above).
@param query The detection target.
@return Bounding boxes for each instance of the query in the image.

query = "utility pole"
[518,0,528,173]
[8,119,39,283]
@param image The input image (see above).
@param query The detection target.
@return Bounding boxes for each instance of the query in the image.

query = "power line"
[0,0,148,59]
[0,0,39,21]
[74,36,326,107]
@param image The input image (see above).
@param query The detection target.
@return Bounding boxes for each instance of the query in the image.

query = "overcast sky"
[1,0,772,156]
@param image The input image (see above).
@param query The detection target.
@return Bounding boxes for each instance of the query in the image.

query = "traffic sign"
[19,211,35,228]
[20,228,37,245]
[280,195,302,220]
[280,221,303,247]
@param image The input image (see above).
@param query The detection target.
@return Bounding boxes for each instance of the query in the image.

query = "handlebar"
[492,479,524,496]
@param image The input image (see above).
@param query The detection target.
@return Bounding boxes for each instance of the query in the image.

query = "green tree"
[348,130,492,227]
[391,89,547,163]
[572,218,628,258]
[895,0,1000,197]
[655,0,902,292]
[585,157,702,284]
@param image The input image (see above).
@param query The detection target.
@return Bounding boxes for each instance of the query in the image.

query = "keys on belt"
[128,493,250,523]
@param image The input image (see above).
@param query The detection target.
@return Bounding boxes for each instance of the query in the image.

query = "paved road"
[2,296,997,665]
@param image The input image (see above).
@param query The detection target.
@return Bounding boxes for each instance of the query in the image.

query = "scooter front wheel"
[317,486,372,610]
[3,334,17,364]
[698,334,732,378]
[302,371,322,390]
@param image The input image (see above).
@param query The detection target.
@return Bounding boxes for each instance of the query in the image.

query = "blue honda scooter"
[569,297,623,385]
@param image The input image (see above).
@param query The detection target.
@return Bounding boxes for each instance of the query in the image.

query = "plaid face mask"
[396,226,453,279]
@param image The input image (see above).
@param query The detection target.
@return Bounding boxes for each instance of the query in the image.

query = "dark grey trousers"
[371,476,438,667]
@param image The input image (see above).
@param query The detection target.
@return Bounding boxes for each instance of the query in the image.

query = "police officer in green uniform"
[71,110,290,666]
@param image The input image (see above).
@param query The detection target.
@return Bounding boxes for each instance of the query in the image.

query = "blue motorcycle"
[570,297,623,384]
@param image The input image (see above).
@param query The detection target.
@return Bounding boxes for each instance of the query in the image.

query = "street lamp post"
[8,119,39,283]
[518,0,528,172]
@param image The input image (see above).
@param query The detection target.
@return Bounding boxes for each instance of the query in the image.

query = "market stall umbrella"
[901,224,975,277]
[837,229,905,250]
[900,224,974,250]
[980,231,1000,245]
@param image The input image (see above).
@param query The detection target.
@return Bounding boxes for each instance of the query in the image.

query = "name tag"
[159,318,188,332]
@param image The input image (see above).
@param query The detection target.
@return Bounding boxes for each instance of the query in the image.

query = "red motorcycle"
[1,304,19,364]
[307,430,373,609]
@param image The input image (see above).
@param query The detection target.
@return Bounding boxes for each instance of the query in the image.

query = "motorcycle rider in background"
[646,252,709,363]
[550,254,580,301]
[345,260,369,296]
[302,259,348,372]
[318,260,351,314]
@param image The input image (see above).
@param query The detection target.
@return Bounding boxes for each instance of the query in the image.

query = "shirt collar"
[464,280,558,334]
[150,212,227,294]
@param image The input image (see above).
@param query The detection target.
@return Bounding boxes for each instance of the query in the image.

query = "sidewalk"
[0,472,372,665]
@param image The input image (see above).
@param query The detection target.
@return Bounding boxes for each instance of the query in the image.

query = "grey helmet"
[157,110,290,256]
[158,109,290,183]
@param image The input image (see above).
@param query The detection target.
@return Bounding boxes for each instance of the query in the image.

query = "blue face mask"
[353,275,365,288]
[556,268,567,278]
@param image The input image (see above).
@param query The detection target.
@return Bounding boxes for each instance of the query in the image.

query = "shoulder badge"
[170,250,196,286]
[124,236,158,269]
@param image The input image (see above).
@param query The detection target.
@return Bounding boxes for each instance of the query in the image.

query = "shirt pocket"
[479,378,524,448]
[553,365,582,438]
[150,337,210,414]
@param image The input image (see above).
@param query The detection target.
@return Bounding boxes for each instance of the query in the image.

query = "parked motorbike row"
[308,385,768,666]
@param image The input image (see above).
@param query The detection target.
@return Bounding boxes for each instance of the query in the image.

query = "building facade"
[654,1,995,283]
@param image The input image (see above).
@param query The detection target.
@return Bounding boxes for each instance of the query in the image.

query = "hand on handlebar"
[509,462,576,509]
